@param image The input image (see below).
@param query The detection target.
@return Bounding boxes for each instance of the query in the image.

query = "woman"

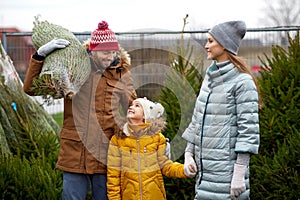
[182,21,260,200]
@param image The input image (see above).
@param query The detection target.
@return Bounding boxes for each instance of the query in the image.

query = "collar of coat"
[118,118,167,138]
[207,62,239,83]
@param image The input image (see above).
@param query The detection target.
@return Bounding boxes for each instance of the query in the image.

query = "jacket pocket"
[119,147,133,171]
[58,128,84,169]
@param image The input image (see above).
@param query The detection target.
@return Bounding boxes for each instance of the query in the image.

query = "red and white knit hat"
[89,21,119,51]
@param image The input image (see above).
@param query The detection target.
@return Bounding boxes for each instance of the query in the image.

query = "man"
[24,20,137,200]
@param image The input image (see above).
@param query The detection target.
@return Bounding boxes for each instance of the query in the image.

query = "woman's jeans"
[62,172,108,200]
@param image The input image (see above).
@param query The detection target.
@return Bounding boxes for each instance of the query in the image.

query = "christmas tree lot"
[0,26,299,199]
[0,40,63,199]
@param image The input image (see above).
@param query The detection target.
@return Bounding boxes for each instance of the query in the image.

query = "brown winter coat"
[23,48,137,174]
[107,119,187,200]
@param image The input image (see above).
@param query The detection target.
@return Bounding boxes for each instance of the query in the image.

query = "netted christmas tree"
[250,31,300,199]
[31,16,91,101]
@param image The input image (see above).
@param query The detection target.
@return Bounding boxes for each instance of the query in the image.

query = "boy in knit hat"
[24,20,137,199]
[107,97,197,200]
[182,21,260,200]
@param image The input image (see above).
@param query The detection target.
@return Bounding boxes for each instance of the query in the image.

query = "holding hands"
[184,151,197,178]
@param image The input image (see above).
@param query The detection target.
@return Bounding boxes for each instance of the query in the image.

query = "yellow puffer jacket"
[107,118,186,200]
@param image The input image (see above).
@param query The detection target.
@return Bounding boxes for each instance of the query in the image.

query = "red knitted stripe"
[89,42,119,51]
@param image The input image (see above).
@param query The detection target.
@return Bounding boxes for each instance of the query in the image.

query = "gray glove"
[165,138,171,159]
[37,38,70,57]
[231,163,246,200]
[184,152,197,178]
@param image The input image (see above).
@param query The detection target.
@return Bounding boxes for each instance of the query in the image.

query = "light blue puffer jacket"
[182,61,260,200]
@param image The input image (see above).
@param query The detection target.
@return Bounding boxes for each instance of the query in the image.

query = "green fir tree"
[156,15,205,200]
[251,31,300,199]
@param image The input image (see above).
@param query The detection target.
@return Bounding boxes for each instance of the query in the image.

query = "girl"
[107,98,196,199]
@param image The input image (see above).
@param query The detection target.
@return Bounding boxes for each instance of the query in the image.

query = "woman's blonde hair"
[227,51,261,106]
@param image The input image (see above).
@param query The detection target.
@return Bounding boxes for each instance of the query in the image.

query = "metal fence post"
[1,29,7,51]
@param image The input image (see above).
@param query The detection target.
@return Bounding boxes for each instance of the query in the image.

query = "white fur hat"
[134,98,164,123]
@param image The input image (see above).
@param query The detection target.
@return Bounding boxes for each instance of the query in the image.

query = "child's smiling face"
[127,100,145,124]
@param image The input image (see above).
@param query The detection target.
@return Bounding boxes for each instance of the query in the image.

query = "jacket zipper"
[199,91,211,185]
[84,73,96,173]
[137,138,143,200]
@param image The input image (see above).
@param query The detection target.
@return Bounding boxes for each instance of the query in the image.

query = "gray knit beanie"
[208,21,246,55]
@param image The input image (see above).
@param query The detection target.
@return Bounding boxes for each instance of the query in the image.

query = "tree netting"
[31,16,91,101]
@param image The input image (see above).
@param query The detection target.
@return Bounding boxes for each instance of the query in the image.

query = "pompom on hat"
[134,98,165,123]
[208,20,246,55]
[89,21,119,51]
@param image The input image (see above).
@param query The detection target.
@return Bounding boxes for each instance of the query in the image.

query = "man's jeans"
[62,172,107,200]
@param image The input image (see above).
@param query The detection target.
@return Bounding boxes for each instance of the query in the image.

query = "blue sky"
[0,0,266,32]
